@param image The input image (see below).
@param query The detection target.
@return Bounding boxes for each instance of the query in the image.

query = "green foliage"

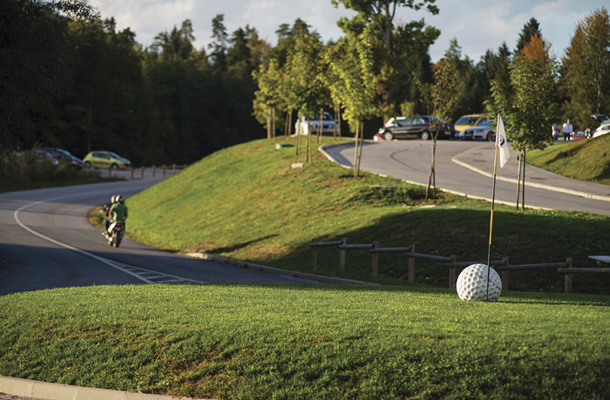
[1,285,610,399]
[559,7,610,128]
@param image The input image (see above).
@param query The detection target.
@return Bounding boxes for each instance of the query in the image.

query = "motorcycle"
[105,220,124,247]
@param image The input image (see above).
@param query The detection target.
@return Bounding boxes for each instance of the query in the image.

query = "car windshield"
[106,152,122,159]
[481,120,494,127]
[455,116,479,125]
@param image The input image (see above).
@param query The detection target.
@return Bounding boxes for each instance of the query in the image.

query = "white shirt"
[562,123,573,134]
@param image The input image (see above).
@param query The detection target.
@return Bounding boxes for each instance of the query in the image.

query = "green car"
[83,151,131,169]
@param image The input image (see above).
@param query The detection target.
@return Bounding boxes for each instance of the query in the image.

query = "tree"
[414,57,461,199]
[0,0,91,152]
[489,34,559,210]
[560,7,610,129]
[332,0,438,51]
[326,25,379,177]
[516,18,542,52]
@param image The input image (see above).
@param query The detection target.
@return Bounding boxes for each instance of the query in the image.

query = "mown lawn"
[1,285,609,400]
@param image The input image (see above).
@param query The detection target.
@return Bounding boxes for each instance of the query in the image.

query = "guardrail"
[83,164,186,179]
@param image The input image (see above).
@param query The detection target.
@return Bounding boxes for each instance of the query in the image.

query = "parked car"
[592,124,610,138]
[454,114,492,133]
[39,147,83,169]
[591,114,610,126]
[295,112,339,135]
[17,148,59,165]
[83,151,131,169]
[570,130,589,140]
[378,116,455,141]
[456,119,496,141]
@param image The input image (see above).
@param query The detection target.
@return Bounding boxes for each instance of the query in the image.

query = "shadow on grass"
[257,207,610,295]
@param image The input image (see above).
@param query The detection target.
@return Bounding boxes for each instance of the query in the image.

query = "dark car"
[378,116,455,141]
[39,147,83,169]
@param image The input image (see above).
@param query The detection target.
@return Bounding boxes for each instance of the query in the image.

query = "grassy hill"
[2,136,610,400]
[126,136,610,294]
[528,134,610,185]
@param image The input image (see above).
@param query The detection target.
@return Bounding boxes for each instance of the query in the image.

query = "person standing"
[552,123,560,141]
[562,119,573,141]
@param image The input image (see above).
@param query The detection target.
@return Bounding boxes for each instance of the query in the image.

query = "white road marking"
[13,193,203,284]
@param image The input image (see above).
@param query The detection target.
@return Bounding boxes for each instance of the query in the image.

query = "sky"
[86,0,606,62]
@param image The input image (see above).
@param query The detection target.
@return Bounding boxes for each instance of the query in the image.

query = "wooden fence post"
[339,238,346,273]
[141,166,144,178]
[564,258,574,294]
[108,166,112,177]
[152,165,156,177]
[408,244,415,284]
[372,241,379,277]
[173,163,176,175]
[131,168,134,179]
[163,164,166,177]
[502,256,509,291]
[448,255,455,288]
[311,238,317,271]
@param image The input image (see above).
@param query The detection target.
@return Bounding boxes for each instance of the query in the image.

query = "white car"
[592,124,610,138]
[295,112,339,135]
[455,119,496,141]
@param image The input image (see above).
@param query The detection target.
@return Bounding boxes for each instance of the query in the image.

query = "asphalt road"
[0,178,319,296]
[324,140,610,215]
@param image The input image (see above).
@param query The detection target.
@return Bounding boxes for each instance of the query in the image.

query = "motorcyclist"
[107,195,128,235]
[104,195,118,232]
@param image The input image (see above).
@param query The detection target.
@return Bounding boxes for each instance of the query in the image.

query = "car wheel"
[111,163,119,169]
[421,131,431,140]
[383,132,394,141]
[84,161,91,168]
[487,132,495,141]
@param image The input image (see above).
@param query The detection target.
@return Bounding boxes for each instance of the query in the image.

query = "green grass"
[126,137,610,294]
[1,285,610,399]
[527,134,610,185]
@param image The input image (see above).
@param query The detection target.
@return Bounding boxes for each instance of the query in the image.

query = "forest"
[1,0,609,167]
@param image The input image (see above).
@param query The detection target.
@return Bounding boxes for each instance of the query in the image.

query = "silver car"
[456,119,496,141]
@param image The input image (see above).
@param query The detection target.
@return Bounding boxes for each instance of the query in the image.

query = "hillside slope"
[127,137,610,292]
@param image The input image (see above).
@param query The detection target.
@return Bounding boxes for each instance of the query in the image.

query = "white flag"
[495,114,509,168]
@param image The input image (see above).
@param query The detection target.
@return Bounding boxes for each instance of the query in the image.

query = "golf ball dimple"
[456,263,502,301]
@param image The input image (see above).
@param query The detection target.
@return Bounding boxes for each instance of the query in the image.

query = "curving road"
[324,140,610,215]
[0,178,319,295]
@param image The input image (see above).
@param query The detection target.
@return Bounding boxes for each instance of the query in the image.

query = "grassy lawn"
[1,285,609,399]
[527,134,610,185]
[125,136,610,294]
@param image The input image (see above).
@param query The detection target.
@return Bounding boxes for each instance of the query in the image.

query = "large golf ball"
[456,263,502,301]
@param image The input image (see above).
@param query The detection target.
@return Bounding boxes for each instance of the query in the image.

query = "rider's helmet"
[110,195,117,204]
[118,195,125,203]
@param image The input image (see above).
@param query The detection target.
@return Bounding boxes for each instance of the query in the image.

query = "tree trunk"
[425,131,438,200]
[521,149,526,211]
[516,151,522,209]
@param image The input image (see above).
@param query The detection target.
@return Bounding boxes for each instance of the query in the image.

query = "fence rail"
[308,238,606,293]
[83,164,186,179]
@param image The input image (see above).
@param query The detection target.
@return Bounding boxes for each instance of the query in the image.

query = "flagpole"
[486,144,499,302]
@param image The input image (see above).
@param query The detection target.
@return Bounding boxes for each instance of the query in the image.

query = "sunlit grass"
[126,137,610,293]
[1,285,609,399]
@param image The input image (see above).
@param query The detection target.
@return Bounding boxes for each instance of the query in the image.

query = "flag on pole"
[495,114,509,168]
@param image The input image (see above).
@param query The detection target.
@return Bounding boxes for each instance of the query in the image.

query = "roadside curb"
[0,376,211,400]
[185,252,379,286]
[451,155,610,202]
